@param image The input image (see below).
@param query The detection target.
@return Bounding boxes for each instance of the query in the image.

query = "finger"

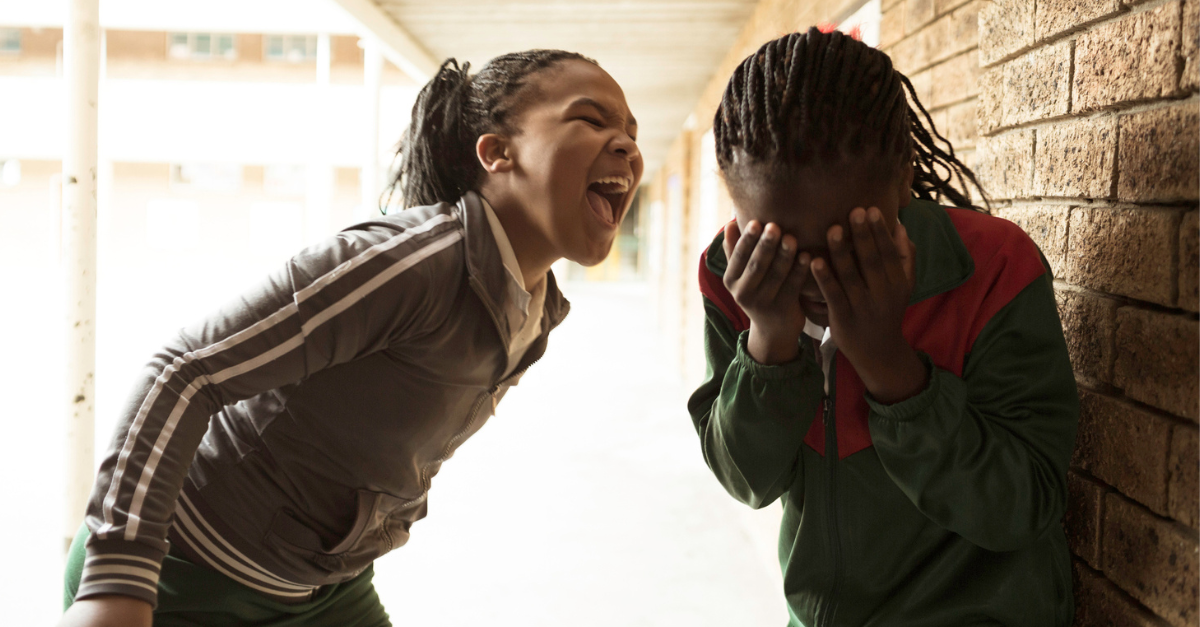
[827,223,867,305]
[810,256,850,320]
[757,232,798,302]
[778,250,812,306]
[722,219,740,262]
[849,207,887,292]
[739,222,783,293]
[895,223,917,288]
[867,207,906,287]
[723,220,759,285]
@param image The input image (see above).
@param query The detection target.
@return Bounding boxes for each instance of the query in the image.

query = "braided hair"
[383,50,597,211]
[713,27,987,212]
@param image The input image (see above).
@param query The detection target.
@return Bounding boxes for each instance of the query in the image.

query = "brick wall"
[969,0,1198,624]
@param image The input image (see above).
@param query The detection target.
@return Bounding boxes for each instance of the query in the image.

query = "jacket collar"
[702,198,974,306]
[456,191,571,344]
[899,198,974,304]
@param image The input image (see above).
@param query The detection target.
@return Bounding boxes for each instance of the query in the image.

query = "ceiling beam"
[327,0,440,81]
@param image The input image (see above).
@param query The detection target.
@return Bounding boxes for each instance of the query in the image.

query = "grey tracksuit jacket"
[77,191,570,606]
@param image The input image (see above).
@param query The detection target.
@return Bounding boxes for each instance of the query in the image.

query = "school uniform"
[690,198,1079,627]
[66,191,567,625]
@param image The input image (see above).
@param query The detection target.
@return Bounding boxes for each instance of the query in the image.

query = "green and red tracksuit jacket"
[688,198,1079,627]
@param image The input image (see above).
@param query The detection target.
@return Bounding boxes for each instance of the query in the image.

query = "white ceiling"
[371,0,762,176]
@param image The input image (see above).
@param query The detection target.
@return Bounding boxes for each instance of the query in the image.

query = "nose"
[610,131,640,163]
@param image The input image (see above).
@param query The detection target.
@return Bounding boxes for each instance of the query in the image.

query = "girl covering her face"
[690,27,1078,627]
[62,50,642,627]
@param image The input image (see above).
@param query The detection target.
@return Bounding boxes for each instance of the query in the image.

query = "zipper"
[821,360,843,627]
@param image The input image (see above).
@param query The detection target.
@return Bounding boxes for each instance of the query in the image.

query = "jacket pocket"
[265,489,426,575]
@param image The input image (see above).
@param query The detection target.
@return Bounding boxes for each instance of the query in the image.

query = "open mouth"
[586,175,632,227]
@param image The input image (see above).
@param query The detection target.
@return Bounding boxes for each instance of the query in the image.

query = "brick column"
[971,0,1199,624]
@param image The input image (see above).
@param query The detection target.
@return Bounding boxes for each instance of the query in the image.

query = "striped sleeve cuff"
[75,538,166,608]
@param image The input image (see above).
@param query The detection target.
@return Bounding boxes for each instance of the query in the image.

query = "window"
[171,163,243,192]
[265,35,317,62]
[0,28,20,54]
[264,165,306,196]
[168,33,236,60]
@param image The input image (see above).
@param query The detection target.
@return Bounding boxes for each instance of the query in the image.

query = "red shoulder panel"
[698,237,750,333]
[807,208,1050,460]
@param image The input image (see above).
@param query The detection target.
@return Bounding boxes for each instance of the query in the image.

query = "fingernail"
[830,227,842,242]
[869,208,882,222]
[747,221,761,235]
[852,210,865,225]
[811,258,824,271]
[780,239,791,252]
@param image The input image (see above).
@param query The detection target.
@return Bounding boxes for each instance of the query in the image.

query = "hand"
[59,596,153,627]
[810,207,927,403]
[722,220,814,365]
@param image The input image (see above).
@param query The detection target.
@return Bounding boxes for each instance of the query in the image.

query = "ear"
[476,134,514,174]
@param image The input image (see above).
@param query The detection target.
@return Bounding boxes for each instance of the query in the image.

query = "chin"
[570,236,616,267]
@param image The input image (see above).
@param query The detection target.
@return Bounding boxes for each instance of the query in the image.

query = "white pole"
[360,38,382,219]
[62,0,100,553]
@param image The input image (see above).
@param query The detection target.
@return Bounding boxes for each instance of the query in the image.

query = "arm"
[868,271,1078,551]
[687,289,824,509]
[75,214,463,607]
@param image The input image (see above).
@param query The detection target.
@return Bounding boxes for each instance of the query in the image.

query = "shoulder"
[290,202,466,293]
[943,207,1045,277]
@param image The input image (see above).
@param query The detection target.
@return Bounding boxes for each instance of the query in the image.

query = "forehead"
[523,60,633,121]
[732,167,894,247]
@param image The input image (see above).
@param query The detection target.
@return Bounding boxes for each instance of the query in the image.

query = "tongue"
[587,189,613,224]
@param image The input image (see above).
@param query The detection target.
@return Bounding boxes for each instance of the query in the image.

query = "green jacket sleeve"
[867,270,1079,552]
[687,300,826,509]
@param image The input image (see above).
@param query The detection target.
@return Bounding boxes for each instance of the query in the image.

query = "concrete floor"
[0,278,788,625]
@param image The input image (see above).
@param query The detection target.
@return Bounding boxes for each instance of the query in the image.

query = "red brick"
[1184,0,1198,91]
[1074,561,1171,627]
[1168,424,1199,528]
[889,28,928,73]
[1068,471,1109,568]
[999,205,1068,276]
[880,4,905,49]
[1117,103,1200,203]
[1102,494,1199,627]
[1115,308,1200,420]
[980,0,1034,66]
[1074,390,1174,515]
[1181,211,1198,313]
[929,52,980,108]
[976,129,1034,199]
[978,66,1003,134]
[1074,2,1182,112]
[1055,286,1117,382]
[1065,207,1177,306]
[1037,0,1124,41]
[1034,117,1117,199]
[1003,40,1072,127]
[906,0,936,33]
[927,1,979,66]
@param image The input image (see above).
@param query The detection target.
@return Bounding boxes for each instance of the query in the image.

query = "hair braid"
[713,27,989,212]
[383,49,597,212]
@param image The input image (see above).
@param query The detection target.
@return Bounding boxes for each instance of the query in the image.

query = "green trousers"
[64,525,392,627]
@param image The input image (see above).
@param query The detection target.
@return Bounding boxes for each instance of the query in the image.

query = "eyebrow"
[570,97,638,129]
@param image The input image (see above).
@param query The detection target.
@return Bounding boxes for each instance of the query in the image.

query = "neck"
[479,189,554,290]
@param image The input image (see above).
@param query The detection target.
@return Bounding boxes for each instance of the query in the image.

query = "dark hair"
[382,50,598,212]
[713,27,988,212]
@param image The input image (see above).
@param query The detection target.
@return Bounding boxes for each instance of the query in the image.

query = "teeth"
[591,176,631,193]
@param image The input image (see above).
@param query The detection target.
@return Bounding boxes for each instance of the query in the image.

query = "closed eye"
[578,116,604,127]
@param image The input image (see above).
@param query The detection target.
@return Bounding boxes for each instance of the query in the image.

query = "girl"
[61,49,642,627]
[689,28,1078,626]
